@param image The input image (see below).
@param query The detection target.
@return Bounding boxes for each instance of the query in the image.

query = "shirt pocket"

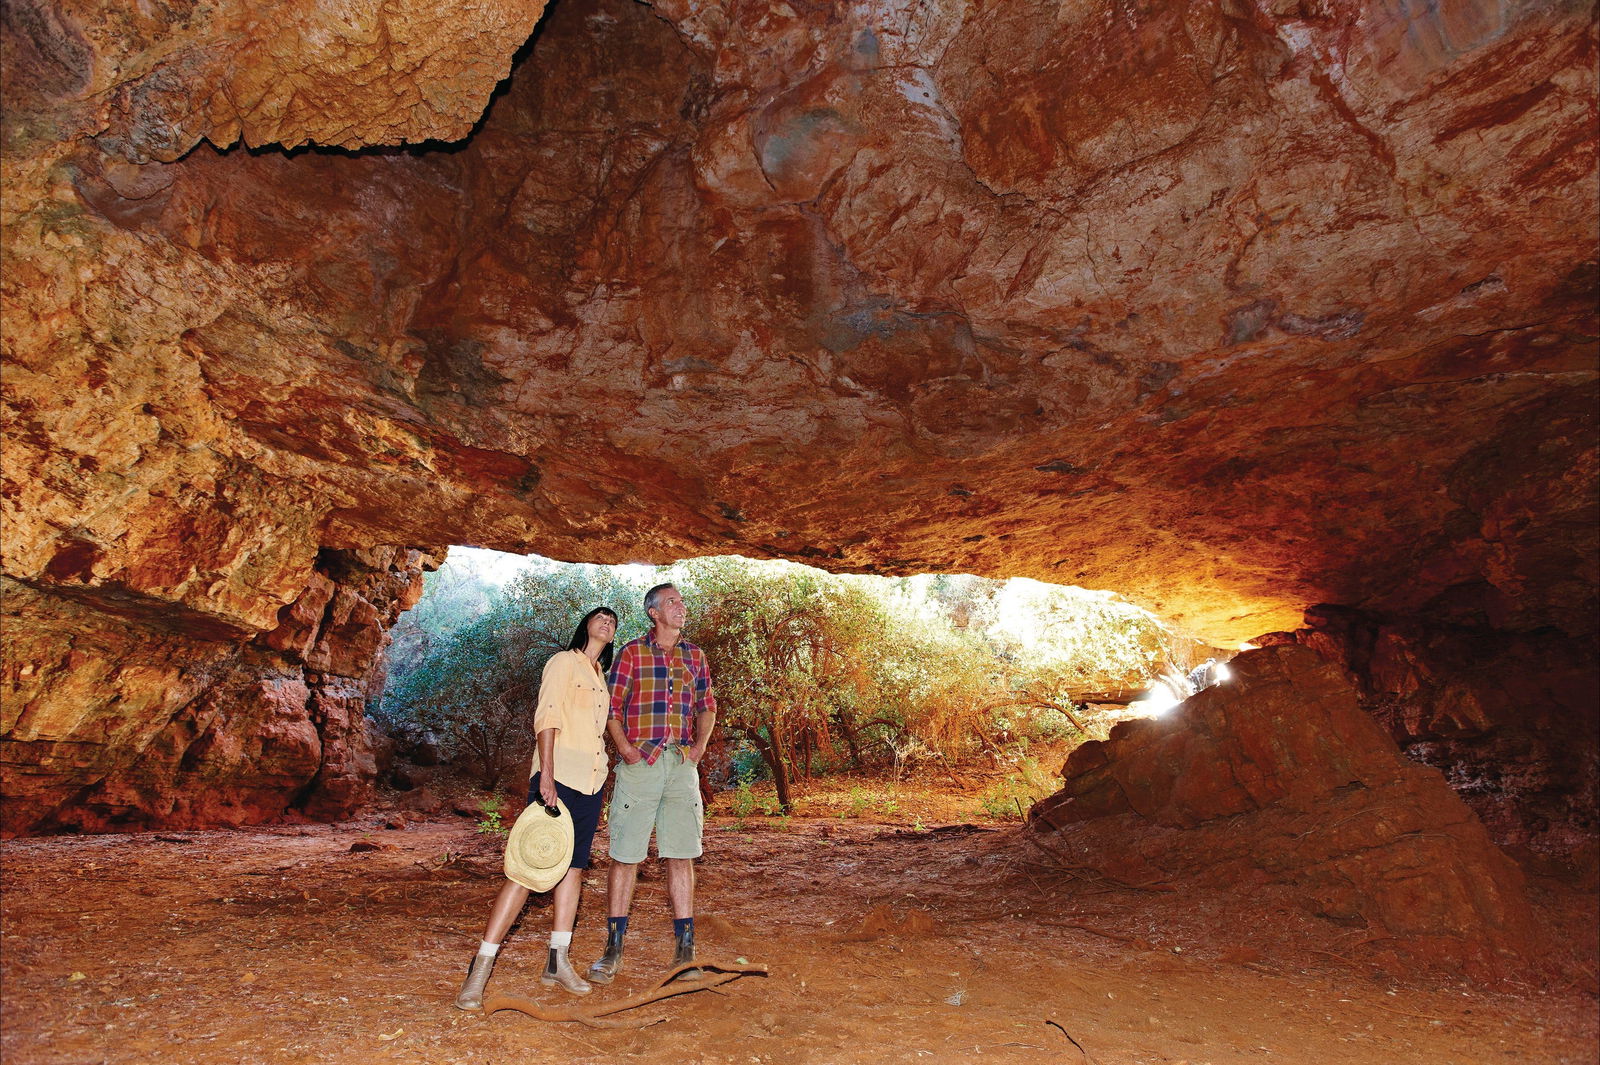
[572,678,606,726]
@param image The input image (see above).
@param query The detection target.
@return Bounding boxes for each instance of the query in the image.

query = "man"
[588,582,717,983]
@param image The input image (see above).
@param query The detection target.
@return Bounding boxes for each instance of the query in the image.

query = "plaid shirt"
[608,628,717,765]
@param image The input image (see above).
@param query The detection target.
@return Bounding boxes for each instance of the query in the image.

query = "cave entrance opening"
[375,546,1228,824]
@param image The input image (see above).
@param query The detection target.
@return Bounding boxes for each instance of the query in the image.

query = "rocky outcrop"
[1257,606,1600,878]
[1031,645,1537,973]
[2,0,549,161]
[2,0,1595,831]
[1,547,436,835]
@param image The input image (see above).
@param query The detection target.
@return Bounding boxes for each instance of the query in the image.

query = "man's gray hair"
[644,582,677,615]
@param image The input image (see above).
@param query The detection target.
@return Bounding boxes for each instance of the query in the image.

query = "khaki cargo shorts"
[606,745,704,863]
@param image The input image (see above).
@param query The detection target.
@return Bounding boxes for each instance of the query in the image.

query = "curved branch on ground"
[482,961,770,1029]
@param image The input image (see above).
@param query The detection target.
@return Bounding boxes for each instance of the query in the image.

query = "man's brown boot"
[587,923,624,984]
[672,924,703,980]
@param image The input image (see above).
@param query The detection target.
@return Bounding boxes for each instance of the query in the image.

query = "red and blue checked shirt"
[608,629,718,764]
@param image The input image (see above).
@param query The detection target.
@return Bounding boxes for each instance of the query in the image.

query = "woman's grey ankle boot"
[455,952,496,1010]
[541,945,593,995]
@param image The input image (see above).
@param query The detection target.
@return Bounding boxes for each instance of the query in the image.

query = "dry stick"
[483,989,710,1030]
[1012,857,1087,880]
[1046,699,1090,734]
[1045,1019,1099,1064]
[1016,864,1050,897]
[483,961,769,1029]
[1024,833,1175,893]
[1306,947,1357,966]
[927,744,966,789]
[550,1027,610,1057]
[1033,918,1146,946]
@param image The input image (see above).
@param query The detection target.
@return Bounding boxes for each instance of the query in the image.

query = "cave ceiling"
[3,0,1597,646]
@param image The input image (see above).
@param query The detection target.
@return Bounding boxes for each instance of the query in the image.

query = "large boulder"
[1031,645,1537,973]
[1257,605,1600,879]
[1,547,437,835]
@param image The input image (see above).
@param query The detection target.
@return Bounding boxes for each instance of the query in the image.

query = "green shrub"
[840,785,898,819]
[476,794,509,836]
[729,743,768,785]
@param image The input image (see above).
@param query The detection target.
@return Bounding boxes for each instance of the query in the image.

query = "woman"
[456,606,618,1009]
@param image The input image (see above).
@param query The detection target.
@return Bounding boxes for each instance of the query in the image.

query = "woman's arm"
[535,725,559,807]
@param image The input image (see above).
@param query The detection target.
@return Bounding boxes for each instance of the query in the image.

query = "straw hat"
[503,798,574,892]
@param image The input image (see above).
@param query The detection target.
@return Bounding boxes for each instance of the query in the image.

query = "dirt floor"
[2,784,1596,1065]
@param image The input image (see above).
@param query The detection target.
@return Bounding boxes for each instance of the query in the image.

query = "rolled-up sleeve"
[533,651,573,734]
[692,648,717,717]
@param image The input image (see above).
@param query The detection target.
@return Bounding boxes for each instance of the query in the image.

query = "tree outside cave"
[375,549,1219,820]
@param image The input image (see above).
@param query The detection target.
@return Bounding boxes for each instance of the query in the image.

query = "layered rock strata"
[2,0,1595,832]
[1030,645,1537,972]
[1,547,436,835]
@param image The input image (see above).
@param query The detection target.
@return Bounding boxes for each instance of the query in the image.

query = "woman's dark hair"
[567,607,619,672]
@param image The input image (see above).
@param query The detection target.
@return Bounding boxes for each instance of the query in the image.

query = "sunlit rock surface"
[3,0,549,160]
[1031,645,1538,974]
[1,548,436,835]
[2,0,1595,832]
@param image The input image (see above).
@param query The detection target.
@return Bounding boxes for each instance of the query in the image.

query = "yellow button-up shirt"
[529,649,610,795]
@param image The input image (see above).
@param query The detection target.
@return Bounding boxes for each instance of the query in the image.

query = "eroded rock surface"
[1257,605,1600,878]
[2,0,1595,832]
[2,547,436,835]
[3,0,549,160]
[1031,645,1537,973]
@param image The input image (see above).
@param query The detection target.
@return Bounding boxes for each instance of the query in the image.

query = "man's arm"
[606,717,643,765]
[689,708,716,763]
[608,643,644,765]
[688,649,717,763]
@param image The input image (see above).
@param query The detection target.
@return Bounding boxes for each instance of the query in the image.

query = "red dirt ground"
[2,790,1596,1065]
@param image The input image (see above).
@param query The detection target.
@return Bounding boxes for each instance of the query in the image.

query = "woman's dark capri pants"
[529,772,605,869]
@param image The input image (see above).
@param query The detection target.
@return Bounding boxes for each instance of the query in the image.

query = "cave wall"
[2,0,1596,833]
[1,547,436,835]
[1257,605,1600,875]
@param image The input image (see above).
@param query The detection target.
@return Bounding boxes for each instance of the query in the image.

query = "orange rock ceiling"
[1,0,1596,832]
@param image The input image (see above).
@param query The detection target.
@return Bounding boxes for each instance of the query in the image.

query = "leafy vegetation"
[475,794,509,836]
[973,756,1060,821]
[377,550,1212,809]
[376,558,644,787]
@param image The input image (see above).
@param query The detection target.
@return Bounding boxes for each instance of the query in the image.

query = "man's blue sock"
[673,917,693,937]
[609,916,629,937]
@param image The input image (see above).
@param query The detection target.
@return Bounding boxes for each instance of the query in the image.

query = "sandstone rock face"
[1031,645,1537,972]
[2,0,1595,832]
[1257,606,1600,877]
[3,0,549,161]
[1,547,436,835]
